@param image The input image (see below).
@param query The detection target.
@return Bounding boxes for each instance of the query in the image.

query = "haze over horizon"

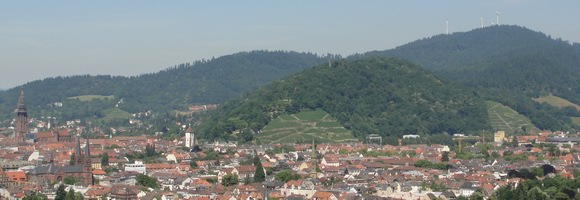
[1,1,579,90]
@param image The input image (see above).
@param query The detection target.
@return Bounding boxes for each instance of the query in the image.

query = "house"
[312,191,337,200]
[321,155,340,167]
[459,181,479,197]
[232,165,257,181]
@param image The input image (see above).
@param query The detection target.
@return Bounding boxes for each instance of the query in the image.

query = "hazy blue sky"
[1,1,578,89]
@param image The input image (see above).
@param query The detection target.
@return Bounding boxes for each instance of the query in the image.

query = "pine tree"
[100,153,109,166]
[69,153,75,166]
[253,160,265,182]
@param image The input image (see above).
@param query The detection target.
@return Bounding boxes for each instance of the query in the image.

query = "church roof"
[30,164,86,175]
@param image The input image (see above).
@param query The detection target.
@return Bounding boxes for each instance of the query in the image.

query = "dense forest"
[358,25,580,130]
[0,51,329,124]
[196,58,490,141]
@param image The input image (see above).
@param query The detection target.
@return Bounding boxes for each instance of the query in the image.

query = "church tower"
[75,134,84,165]
[15,89,29,142]
[309,140,318,178]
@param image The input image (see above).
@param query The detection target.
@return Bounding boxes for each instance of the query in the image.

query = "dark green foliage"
[63,176,77,185]
[495,169,580,199]
[145,143,156,157]
[189,161,198,168]
[360,25,580,130]
[541,164,556,175]
[254,163,265,182]
[136,174,159,189]
[274,170,301,182]
[69,153,75,166]
[0,51,327,125]
[413,159,450,170]
[253,153,265,183]
[23,193,48,200]
[65,188,75,200]
[100,153,109,166]
[55,184,66,200]
[221,174,239,187]
[198,58,489,140]
[441,151,450,162]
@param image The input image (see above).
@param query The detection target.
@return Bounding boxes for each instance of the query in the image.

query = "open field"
[257,109,357,144]
[486,101,540,135]
[534,95,580,110]
[98,108,131,122]
[68,95,115,102]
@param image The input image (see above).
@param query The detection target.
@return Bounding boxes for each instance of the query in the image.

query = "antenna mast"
[496,11,500,25]
[445,19,449,34]
[481,17,484,28]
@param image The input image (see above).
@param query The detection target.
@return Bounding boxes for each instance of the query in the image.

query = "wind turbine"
[496,11,500,25]
[446,19,449,34]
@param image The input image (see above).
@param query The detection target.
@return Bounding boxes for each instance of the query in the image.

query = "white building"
[124,160,146,174]
[185,127,195,148]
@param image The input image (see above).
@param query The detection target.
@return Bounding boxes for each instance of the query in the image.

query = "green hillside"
[257,109,356,144]
[197,58,490,141]
[360,25,580,131]
[534,95,580,110]
[98,108,132,123]
[0,51,328,124]
[486,101,540,135]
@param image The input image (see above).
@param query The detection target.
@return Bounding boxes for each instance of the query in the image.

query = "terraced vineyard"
[534,95,580,110]
[257,109,357,144]
[486,101,540,135]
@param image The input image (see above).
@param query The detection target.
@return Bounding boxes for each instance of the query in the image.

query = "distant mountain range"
[0,51,329,122]
[0,25,578,138]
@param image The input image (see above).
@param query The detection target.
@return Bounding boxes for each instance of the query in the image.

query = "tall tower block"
[185,127,194,148]
[15,89,29,141]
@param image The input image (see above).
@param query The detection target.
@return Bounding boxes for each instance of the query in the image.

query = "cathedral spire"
[15,88,29,142]
[17,89,26,110]
[85,134,90,159]
[75,134,82,158]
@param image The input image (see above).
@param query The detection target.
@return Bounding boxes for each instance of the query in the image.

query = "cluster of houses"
[0,126,578,200]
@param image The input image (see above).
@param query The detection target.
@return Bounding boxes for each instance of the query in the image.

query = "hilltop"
[359,25,580,131]
[196,58,490,141]
[0,51,329,124]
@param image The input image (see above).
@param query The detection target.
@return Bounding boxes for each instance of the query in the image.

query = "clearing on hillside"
[572,117,580,126]
[68,95,115,102]
[486,101,540,135]
[97,108,131,123]
[534,95,580,110]
[257,109,357,144]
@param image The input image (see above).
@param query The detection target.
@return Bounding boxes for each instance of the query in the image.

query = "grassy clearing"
[486,101,540,135]
[257,109,357,144]
[534,95,580,110]
[98,108,131,122]
[68,95,115,102]
[572,117,580,126]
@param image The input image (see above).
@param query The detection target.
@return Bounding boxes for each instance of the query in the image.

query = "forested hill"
[357,25,580,131]
[0,51,328,121]
[197,58,490,141]
[360,25,580,104]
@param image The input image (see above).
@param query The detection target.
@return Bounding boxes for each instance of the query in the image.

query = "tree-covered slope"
[197,58,490,141]
[0,51,327,122]
[358,25,580,131]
